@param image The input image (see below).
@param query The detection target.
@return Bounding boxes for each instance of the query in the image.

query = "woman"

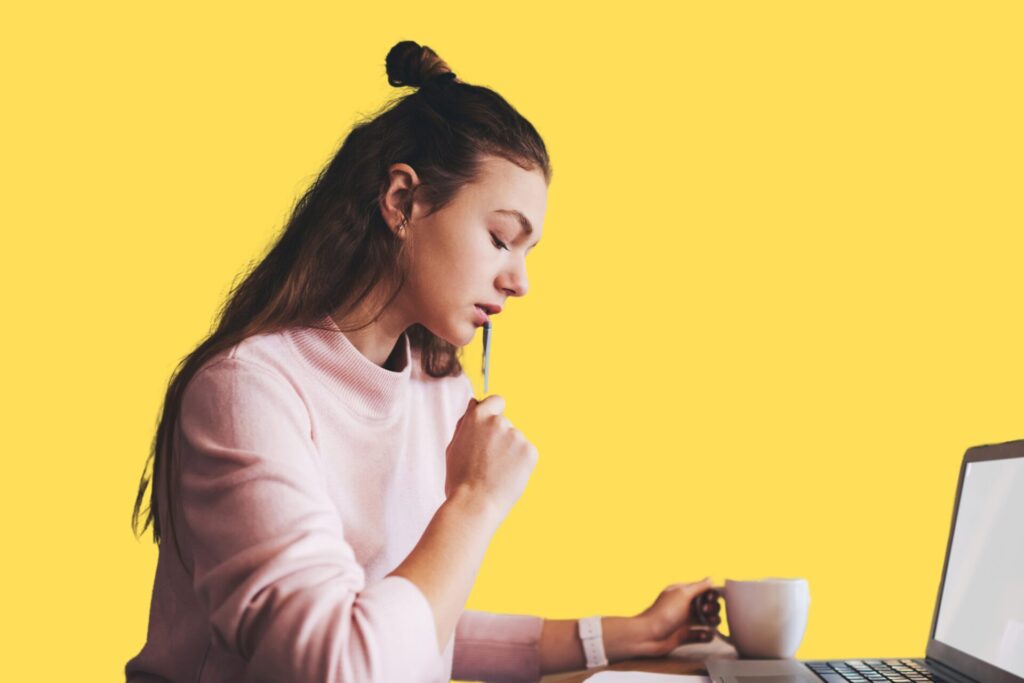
[127,40,721,683]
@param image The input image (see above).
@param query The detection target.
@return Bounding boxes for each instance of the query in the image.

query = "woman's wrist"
[443,486,506,530]
[539,615,657,675]
[601,615,652,662]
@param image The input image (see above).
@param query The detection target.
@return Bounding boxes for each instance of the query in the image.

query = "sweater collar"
[286,313,412,420]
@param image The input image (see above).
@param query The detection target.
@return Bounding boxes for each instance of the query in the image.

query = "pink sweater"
[126,314,545,682]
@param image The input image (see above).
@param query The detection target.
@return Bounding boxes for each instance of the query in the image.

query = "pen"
[482,320,492,394]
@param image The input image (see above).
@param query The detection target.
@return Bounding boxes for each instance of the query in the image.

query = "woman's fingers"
[701,599,720,615]
[690,584,723,626]
[683,625,715,643]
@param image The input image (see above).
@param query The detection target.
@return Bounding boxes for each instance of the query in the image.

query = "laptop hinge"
[924,657,980,683]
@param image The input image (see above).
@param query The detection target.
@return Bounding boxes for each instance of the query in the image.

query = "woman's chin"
[420,321,475,348]
[457,322,483,347]
[456,326,478,347]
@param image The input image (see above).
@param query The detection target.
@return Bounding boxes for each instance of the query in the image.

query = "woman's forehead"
[467,157,547,224]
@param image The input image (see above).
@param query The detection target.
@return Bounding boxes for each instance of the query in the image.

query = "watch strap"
[577,615,608,668]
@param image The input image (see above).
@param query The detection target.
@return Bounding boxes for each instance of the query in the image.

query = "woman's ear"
[380,162,420,238]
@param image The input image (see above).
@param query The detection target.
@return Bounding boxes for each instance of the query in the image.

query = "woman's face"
[397,155,547,347]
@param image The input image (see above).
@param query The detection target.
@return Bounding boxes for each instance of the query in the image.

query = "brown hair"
[131,41,553,563]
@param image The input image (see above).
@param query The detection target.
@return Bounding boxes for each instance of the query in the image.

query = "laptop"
[708,439,1024,683]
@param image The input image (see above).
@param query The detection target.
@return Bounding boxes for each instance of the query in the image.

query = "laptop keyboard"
[807,659,943,683]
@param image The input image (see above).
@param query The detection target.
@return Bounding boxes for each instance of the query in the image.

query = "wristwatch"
[577,615,608,668]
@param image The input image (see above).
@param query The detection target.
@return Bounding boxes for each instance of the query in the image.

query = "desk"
[540,634,738,682]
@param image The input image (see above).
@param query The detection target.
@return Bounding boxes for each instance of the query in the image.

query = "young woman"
[127,40,721,683]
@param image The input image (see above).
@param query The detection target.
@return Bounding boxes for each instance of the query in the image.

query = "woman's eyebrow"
[492,209,540,249]
[492,209,533,237]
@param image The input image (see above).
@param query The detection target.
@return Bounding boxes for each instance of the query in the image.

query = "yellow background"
[3,1,1022,680]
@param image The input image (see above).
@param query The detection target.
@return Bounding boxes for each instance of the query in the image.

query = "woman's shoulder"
[189,330,305,401]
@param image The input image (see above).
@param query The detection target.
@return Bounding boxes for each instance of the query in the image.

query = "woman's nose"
[499,262,529,297]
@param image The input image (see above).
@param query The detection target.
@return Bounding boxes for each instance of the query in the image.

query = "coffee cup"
[716,578,811,659]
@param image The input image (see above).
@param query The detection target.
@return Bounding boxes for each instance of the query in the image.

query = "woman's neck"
[329,294,413,370]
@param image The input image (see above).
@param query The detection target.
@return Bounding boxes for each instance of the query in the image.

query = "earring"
[396,215,408,234]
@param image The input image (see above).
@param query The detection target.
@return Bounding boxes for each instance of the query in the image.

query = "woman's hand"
[444,395,539,520]
[629,578,722,658]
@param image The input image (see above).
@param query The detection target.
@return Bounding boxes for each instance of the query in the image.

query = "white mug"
[717,578,811,659]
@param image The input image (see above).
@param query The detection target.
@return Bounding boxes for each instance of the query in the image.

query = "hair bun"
[385,40,459,88]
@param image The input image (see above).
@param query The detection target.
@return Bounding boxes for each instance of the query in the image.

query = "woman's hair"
[131,41,552,562]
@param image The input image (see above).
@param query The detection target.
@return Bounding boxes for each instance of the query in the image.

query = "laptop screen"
[933,456,1024,677]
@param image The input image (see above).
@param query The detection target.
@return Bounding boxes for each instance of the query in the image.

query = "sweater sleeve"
[451,610,545,683]
[176,356,445,683]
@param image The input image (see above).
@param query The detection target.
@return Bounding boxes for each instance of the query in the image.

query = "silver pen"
[482,320,492,394]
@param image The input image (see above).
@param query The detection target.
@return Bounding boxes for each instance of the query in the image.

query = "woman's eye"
[490,233,509,251]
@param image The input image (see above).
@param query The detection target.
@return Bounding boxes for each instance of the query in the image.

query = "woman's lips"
[474,305,489,325]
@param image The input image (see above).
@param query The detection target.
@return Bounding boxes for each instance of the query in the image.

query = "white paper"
[585,673,712,683]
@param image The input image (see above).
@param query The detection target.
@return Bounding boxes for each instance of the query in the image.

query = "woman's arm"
[448,612,657,682]
[390,394,538,653]
[388,490,504,652]
[539,616,650,672]
[177,358,453,682]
